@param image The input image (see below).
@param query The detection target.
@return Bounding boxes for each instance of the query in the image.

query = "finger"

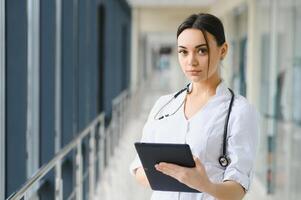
[193,156,200,164]
[192,156,204,168]
[155,163,190,182]
[155,162,183,175]
[155,163,174,177]
[167,162,189,172]
[155,162,176,172]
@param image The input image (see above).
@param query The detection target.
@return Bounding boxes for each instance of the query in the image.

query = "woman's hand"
[155,156,245,200]
[135,167,150,187]
[155,156,211,192]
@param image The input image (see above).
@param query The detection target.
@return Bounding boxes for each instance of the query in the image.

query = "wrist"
[202,180,216,195]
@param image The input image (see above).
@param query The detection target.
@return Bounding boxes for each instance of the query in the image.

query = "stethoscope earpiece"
[186,83,192,94]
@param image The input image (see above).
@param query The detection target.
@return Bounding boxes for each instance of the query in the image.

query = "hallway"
[1,0,301,199]
[94,69,265,200]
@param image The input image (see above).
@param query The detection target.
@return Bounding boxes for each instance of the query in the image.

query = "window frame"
[55,0,62,154]
[0,0,6,199]
[26,0,40,197]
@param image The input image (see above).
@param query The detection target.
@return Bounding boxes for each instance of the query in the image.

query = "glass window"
[256,0,272,188]
[268,0,301,199]
[291,0,301,199]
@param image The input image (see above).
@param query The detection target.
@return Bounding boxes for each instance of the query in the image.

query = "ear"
[220,42,228,60]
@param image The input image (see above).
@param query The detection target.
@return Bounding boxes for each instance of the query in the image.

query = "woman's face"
[177,28,227,83]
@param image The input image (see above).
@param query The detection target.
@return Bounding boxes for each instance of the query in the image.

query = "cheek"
[209,49,221,64]
[208,54,219,70]
[178,56,186,69]
[197,56,208,65]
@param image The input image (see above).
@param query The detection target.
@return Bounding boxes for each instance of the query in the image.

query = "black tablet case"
[134,142,201,193]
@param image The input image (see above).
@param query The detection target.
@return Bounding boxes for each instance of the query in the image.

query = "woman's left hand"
[155,156,212,192]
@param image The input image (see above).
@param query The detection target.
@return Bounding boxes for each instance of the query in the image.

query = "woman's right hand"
[134,167,150,187]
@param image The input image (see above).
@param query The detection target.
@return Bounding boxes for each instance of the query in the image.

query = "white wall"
[210,0,260,106]
[130,1,264,107]
[130,7,208,93]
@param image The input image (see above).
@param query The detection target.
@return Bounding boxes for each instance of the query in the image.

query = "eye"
[178,49,188,56]
[198,48,208,55]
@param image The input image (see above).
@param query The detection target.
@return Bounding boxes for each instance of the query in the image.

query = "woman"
[130,13,258,200]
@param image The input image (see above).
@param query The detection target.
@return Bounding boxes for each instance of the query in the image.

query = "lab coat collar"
[215,79,230,97]
[186,79,230,98]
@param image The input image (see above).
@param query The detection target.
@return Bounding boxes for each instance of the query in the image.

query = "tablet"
[134,142,201,193]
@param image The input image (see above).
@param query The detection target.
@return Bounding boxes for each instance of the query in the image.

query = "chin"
[187,75,206,83]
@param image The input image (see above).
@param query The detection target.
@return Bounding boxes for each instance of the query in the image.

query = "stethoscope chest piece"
[218,155,230,167]
[154,83,235,168]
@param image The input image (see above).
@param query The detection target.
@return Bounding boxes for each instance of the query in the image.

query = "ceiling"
[127,0,217,7]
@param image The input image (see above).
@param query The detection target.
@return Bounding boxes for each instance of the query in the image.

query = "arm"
[155,103,258,199]
[134,167,150,187]
[130,96,167,186]
[203,180,245,200]
[155,157,245,200]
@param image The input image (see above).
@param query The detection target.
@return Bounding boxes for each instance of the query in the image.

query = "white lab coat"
[130,81,259,200]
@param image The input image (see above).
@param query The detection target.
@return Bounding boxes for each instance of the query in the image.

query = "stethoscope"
[153,83,235,168]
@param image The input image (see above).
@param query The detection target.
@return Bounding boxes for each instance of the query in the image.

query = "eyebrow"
[178,44,207,49]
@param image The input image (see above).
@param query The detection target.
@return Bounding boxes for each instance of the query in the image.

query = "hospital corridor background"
[0,0,301,200]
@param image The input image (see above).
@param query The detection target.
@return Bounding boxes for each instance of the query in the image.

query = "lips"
[185,70,202,76]
[186,70,202,73]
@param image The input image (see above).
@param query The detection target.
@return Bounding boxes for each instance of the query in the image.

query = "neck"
[190,73,221,98]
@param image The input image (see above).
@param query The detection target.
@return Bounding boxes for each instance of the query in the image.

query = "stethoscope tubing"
[153,83,235,167]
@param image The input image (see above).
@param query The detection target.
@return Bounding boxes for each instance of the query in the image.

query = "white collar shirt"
[130,81,259,200]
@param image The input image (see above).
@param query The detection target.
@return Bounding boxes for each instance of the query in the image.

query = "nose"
[188,53,198,66]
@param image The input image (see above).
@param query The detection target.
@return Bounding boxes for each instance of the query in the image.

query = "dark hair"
[177,13,226,76]
[177,13,226,46]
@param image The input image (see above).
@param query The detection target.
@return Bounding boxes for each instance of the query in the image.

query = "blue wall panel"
[5,0,28,197]
[78,0,90,132]
[39,0,56,199]
[78,1,91,199]
[89,0,98,121]
[4,0,131,198]
[96,3,106,115]
[61,0,78,198]
[101,0,131,123]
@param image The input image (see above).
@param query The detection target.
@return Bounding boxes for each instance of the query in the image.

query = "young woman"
[130,13,258,200]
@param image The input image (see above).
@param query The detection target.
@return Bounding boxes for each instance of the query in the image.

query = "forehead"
[177,28,215,47]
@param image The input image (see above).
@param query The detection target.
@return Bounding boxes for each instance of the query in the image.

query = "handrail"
[111,90,129,154]
[7,113,105,200]
[6,89,130,200]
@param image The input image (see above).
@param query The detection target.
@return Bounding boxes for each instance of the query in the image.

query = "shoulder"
[154,93,173,106]
[231,94,258,121]
[147,92,178,120]
[150,93,173,113]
